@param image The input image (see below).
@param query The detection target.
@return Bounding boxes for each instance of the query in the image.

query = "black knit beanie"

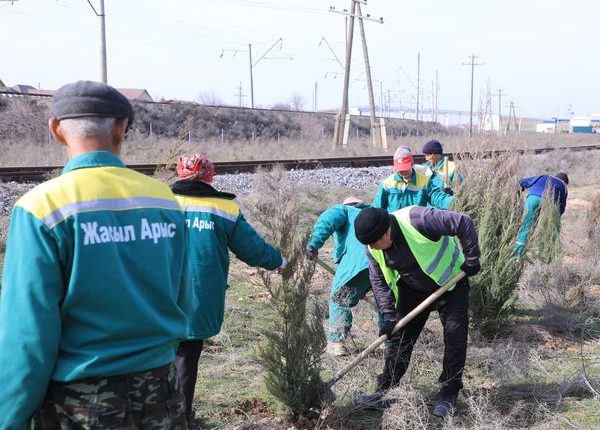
[422,139,443,154]
[354,208,391,245]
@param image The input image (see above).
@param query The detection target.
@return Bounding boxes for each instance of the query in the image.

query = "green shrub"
[530,188,563,264]
[247,167,326,420]
[453,152,525,336]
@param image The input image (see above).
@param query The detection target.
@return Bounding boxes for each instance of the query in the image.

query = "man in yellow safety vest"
[353,206,480,417]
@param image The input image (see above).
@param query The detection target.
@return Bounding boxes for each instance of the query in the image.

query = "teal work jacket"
[423,157,458,188]
[372,165,454,212]
[308,202,370,289]
[172,180,283,340]
[0,151,193,430]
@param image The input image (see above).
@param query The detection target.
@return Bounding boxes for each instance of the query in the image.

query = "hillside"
[0,96,445,143]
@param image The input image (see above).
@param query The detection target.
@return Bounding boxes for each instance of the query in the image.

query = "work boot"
[327,341,349,357]
[356,389,386,409]
[432,393,457,418]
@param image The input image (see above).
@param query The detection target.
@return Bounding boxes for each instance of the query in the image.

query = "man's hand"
[379,313,398,337]
[277,257,288,275]
[460,261,480,277]
[305,246,318,261]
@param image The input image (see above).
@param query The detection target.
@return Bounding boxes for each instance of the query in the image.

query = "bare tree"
[196,90,222,106]
[289,93,304,111]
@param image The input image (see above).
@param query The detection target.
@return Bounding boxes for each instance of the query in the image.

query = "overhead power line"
[85,0,107,83]
[318,37,344,70]
[462,54,484,137]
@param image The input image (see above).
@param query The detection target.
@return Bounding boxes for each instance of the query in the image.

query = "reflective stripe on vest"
[368,206,465,302]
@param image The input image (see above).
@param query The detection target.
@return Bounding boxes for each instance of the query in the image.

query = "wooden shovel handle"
[325,271,466,389]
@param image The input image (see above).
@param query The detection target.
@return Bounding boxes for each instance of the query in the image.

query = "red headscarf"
[176,154,214,183]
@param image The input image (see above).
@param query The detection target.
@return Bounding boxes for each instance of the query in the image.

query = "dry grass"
[1,132,600,428]
[586,192,600,245]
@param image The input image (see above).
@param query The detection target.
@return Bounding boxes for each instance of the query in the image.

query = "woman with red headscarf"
[172,154,286,426]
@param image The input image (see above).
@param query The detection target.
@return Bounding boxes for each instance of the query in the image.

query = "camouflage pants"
[32,363,188,430]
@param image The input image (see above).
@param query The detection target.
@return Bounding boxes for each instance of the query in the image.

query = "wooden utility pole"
[248,38,284,109]
[495,89,505,136]
[85,0,107,83]
[416,52,420,124]
[356,1,381,148]
[248,43,254,108]
[331,0,357,149]
[330,1,383,148]
[462,54,483,137]
[431,81,435,122]
[99,0,107,83]
[435,70,439,122]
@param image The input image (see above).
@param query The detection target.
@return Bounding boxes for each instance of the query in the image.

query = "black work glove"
[460,261,481,277]
[379,313,398,337]
[443,187,454,196]
[305,245,318,261]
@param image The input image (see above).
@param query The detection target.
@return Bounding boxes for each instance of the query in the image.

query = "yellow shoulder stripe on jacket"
[382,174,398,188]
[175,195,240,222]
[17,167,180,224]
[382,170,430,191]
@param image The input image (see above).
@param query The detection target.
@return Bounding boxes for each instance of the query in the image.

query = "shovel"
[314,271,466,406]
[315,257,336,275]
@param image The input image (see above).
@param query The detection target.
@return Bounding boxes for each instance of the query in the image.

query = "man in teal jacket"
[421,139,458,195]
[373,146,453,211]
[172,153,286,426]
[0,81,193,429]
[306,198,381,356]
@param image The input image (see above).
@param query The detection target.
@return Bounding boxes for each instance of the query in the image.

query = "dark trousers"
[378,278,470,396]
[174,340,204,426]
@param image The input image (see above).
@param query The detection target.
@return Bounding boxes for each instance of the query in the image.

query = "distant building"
[570,116,594,133]
[1,84,153,102]
[536,121,555,133]
[536,118,570,133]
[535,116,600,134]
[9,85,55,96]
[117,88,153,102]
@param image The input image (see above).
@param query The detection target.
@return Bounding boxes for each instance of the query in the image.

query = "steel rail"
[1,144,599,183]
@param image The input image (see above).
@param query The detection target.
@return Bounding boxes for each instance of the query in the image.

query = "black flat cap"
[51,80,134,126]
[354,207,391,245]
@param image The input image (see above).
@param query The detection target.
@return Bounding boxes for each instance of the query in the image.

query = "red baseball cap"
[393,146,414,172]
[393,156,413,172]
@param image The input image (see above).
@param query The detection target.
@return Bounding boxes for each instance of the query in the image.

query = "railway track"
[1,144,599,183]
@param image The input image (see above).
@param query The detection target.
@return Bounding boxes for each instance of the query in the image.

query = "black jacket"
[367,206,479,315]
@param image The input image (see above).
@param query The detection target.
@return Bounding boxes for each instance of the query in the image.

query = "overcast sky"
[1,0,598,119]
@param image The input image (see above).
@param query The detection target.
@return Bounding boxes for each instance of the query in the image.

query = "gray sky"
[1,0,598,119]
